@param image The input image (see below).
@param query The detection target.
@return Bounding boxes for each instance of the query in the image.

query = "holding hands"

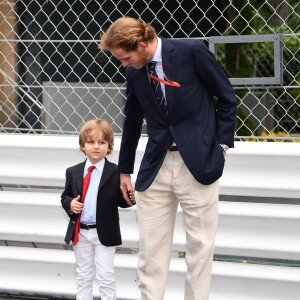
[120,174,136,206]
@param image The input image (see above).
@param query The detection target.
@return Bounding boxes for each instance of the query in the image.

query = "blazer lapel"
[74,162,85,196]
[161,37,176,118]
[99,158,114,190]
[135,66,167,119]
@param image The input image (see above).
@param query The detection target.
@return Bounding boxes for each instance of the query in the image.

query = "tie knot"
[148,61,157,72]
[88,166,95,173]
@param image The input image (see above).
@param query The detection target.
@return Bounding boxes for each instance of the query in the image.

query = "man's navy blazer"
[61,158,130,246]
[118,37,237,190]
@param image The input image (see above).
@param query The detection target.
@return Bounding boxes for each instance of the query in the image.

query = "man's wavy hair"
[99,16,156,52]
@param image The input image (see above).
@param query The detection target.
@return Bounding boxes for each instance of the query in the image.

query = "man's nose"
[121,61,129,67]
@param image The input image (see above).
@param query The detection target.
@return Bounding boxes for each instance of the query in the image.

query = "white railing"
[0,134,300,299]
[1,134,299,198]
[1,190,300,260]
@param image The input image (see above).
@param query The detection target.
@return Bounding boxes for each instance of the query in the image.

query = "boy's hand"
[120,174,136,206]
[127,188,136,205]
[70,195,83,214]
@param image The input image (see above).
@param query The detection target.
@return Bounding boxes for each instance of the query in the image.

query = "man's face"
[111,47,148,69]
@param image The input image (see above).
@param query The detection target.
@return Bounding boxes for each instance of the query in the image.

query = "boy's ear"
[107,145,113,155]
[80,145,85,153]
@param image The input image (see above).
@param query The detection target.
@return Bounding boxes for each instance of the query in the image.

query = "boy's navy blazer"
[118,37,237,190]
[61,158,130,246]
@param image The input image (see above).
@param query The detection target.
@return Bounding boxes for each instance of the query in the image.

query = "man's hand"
[220,144,229,157]
[70,195,83,214]
[120,174,135,206]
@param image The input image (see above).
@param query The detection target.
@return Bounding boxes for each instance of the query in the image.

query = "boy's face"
[82,131,108,165]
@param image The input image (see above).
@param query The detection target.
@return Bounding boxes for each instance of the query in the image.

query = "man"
[99,16,236,300]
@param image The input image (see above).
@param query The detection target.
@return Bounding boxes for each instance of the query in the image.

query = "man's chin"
[131,64,145,70]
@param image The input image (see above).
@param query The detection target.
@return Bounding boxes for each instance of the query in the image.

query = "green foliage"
[216,0,299,136]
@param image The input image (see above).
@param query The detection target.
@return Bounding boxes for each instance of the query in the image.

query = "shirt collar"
[85,158,105,172]
[151,37,162,63]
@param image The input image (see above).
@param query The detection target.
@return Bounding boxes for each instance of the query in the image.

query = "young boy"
[61,119,135,300]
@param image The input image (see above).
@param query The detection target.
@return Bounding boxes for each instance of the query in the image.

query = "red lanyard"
[149,73,181,88]
[148,62,181,88]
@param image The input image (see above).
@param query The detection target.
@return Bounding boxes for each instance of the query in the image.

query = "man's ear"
[138,42,147,52]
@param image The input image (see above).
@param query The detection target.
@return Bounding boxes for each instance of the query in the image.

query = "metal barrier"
[1,190,300,260]
[0,134,300,299]
[0,1,299,140]
[1,134,299,197]
[1,246,300,300]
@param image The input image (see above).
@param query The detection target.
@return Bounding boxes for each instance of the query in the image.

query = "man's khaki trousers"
[136,151,219,300]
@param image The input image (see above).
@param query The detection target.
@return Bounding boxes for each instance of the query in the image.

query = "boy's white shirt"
[80,158,105,224]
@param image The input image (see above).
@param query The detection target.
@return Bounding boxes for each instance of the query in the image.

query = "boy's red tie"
[72,165,96,245]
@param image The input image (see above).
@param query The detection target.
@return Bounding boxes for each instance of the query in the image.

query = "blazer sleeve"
[193,41,237,147]
[118,69,144,174]
[61,168,75,217]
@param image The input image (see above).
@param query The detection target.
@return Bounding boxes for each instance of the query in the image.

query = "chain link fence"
[0,0,299,141]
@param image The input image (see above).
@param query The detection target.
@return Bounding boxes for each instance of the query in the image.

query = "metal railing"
[1,135,300,299]
[0,0,299,140]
